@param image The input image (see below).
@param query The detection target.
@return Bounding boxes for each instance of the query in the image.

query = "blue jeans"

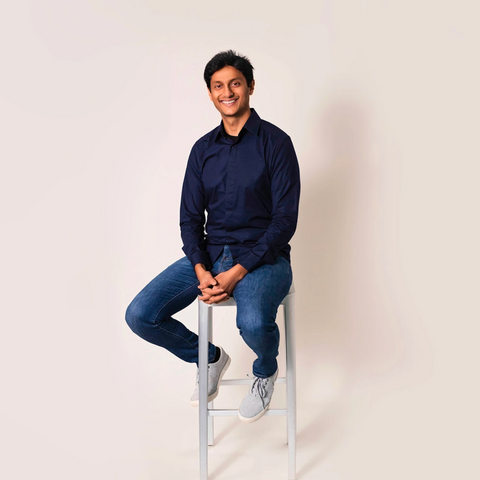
[125,245,292,378]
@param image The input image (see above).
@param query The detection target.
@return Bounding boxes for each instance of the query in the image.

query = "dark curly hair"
[204,50,254,91]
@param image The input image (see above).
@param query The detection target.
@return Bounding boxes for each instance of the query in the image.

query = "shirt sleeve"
[179,143,212,269]
[236,135,301,272]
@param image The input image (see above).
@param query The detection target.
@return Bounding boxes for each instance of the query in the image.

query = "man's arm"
[179,144,212,269]
[180,144,241,304]
[235,135,301,273]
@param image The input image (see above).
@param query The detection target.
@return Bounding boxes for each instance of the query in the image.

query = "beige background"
[1,1,479,479]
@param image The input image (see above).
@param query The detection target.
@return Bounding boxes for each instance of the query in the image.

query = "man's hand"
[198,264,248,305]
[195,264,228,304]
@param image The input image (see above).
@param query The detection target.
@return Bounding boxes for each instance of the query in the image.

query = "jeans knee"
[125,299,149,336]
[238,316,277,339]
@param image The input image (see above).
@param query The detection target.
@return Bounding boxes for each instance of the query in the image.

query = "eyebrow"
[212,77,243,84]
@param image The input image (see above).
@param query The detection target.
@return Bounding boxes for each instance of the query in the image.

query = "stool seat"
[198,283,296,479]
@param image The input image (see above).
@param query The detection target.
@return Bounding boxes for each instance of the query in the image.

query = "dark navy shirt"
[180,108,300,272]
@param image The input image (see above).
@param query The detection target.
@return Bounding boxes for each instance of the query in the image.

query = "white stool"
[198,283,296,480]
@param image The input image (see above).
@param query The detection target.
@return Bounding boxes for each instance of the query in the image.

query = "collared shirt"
[180,108,300,272]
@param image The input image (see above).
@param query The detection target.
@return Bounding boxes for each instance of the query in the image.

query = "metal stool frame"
[198,284,296,479]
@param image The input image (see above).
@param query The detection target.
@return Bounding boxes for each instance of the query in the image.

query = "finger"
[199,286,225,295]
[199,279,221,290]
[205,293,229,305]
[199,290,225,301]
[209,286,225,295]
[215,297,230,304]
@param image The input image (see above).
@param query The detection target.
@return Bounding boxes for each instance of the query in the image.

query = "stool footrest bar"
[220,377,286,386]
[208,409,287,417]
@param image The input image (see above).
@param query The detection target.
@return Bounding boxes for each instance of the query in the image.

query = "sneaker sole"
[190,355,231,407]
[238,405,270,423]
[238,369,279,423]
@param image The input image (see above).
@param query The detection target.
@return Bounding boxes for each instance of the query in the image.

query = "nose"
[224,85,233,97]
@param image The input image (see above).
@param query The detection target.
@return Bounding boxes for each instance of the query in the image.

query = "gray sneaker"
[238,369,279,423]
[190,347,231,407]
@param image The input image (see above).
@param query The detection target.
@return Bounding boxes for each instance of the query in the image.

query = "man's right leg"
[125,256,218,364]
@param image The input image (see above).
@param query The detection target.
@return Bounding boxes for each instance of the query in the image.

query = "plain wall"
[1,1,479,479]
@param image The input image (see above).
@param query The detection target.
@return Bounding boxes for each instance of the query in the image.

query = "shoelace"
[250,377,269,406]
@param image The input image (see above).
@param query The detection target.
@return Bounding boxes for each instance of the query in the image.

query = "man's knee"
[125,298,153,336]
[236,310,278,337]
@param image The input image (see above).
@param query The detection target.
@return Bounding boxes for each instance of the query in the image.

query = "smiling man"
[126,50,300,423]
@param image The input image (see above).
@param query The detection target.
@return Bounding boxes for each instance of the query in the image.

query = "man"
[126,50,300,423]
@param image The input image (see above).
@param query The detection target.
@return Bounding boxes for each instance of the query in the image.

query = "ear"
[207,87,213,102]
[249,79,255,95]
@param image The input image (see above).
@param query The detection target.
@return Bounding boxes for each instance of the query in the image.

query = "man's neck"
[221,108,251,136]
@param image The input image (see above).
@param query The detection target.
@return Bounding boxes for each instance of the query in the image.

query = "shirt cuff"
[236,250,264,273]
[189,250,212,270]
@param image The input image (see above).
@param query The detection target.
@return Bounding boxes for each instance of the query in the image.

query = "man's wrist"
[231,263,248,281]
[194,263,209,281]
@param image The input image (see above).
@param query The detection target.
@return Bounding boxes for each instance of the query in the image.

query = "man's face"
[208,66,255,119]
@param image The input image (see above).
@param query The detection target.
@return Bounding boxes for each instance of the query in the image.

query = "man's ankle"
[210,346,221,364]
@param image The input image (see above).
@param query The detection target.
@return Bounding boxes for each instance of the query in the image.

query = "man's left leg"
[232,256,293,422]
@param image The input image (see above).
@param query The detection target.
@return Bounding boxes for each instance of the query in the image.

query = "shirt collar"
[211,108,261,145]
[241,108,261,135]
[219,120,230,140]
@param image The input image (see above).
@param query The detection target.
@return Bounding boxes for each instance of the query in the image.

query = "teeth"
[222,100,235,104]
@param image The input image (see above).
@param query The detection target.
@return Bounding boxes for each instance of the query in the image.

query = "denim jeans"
[125,245,292,378]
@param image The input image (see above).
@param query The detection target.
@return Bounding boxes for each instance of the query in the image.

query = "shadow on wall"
[294,93,374,386]
[291,91,426,475]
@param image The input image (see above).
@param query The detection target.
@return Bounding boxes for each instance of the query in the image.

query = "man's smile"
[220,99,238,105]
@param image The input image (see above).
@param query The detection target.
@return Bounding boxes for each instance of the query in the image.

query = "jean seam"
[152,280,199,326]
[156,323,197,348]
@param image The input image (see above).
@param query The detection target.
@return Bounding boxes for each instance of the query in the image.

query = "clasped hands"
[195,263,248,305]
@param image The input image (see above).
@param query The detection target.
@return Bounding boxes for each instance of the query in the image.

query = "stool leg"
[199,301,211,480]
[284,294,296,480]
[207,314,214,446]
